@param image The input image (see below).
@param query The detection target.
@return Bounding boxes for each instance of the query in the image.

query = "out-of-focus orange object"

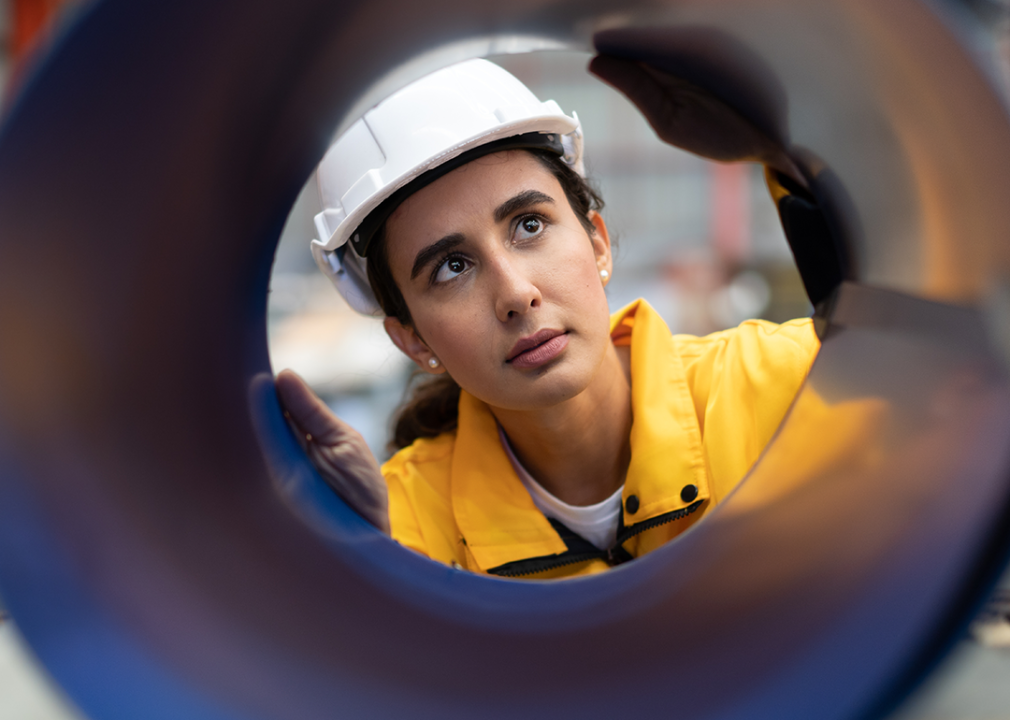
[11,0,65,60]
[6,0,74,103]
[710,162,751,263]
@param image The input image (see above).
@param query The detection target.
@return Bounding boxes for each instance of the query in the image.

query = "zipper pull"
[606,545,634,566]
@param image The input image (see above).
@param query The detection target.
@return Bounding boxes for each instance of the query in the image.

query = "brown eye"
[433,255,471,284]
[516,216,543,239]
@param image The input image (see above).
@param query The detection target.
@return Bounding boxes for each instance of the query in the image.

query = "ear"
[587,210,613,282]
[383,317,446,374]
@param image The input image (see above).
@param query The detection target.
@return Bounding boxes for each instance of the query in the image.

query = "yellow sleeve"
[676,318,821,502]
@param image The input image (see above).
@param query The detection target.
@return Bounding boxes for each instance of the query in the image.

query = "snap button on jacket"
[383,299,820,579]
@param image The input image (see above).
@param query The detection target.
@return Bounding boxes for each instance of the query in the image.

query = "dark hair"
[366,149,605,451]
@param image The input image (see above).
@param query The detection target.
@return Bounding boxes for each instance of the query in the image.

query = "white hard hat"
[310,58,585,316]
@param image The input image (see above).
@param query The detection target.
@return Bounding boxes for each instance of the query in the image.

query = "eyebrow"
[493,189,554,224]
[411,233,464,280]
[409,190,556,280]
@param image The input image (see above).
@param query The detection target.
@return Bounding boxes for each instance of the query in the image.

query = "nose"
[491,254,541,323]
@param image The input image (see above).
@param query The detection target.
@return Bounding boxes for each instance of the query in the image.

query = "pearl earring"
[599,269,609,282]
[428,357,440,369]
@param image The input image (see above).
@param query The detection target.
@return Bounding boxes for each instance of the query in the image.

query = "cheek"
[414,304,492,372]
[545,237,608,307]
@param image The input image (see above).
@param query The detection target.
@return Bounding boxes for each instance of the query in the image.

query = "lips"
[507,329,569,369]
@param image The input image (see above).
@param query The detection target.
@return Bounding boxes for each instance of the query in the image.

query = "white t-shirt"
[498,426,623,550]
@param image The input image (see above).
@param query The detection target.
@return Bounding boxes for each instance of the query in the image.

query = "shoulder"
[673,318,819,501]
[672,318,819,392]
[734,317,820,352]
[380,432,459,559]
[674,317,819,365]
[382,431,456,500]
[673,317,820,434]
[382,432,456,474]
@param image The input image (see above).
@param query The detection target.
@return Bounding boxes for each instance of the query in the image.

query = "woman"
[276,59,819,578]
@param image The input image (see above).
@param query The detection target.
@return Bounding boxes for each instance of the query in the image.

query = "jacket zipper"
[487,499,706,578]
[614,498,705,545]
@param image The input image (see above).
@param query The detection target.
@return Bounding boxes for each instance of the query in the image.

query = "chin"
[501,368,593,411]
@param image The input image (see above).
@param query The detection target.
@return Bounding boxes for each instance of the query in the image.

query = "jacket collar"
[451,299,710,573]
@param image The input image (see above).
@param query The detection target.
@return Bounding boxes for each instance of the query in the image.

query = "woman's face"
[382,150,614,412]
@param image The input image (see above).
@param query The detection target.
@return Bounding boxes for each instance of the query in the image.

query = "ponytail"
[366,149,604,451]
[390,373,461,452]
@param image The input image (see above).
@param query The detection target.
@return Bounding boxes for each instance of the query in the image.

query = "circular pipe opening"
[1,3,1009,720]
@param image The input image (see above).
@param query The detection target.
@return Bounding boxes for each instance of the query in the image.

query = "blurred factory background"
[2,0,1010,719]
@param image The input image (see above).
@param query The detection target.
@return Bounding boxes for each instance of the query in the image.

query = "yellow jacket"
[382,299,820,579]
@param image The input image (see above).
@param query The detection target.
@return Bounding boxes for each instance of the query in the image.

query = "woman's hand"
[590,29,850,307]
[275,369,390,535]
[588,28,803,182]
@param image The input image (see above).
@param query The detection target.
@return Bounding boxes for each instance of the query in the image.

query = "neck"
[492,341,632,506]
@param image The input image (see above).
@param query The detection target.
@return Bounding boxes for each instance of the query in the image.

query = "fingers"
[589,55,665,124]
[275,369,355,446]
[306,442,390,535]
[592,55,770,161]
[275,369,391,535]
[589,54,806,183]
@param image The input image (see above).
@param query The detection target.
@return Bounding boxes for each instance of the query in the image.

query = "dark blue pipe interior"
[1,1,1010,719]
